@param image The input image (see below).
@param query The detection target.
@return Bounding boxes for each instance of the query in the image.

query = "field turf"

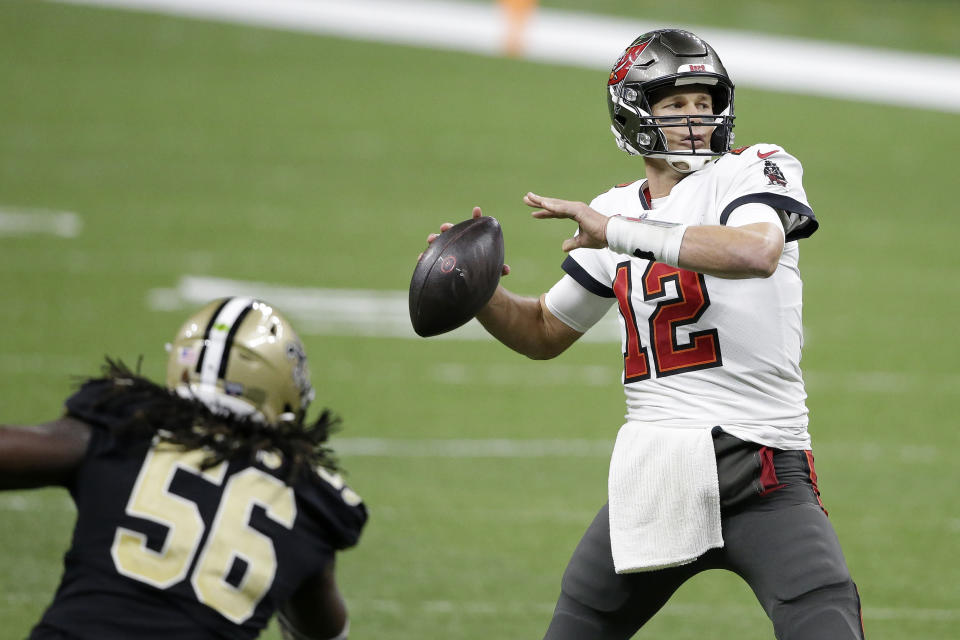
[1,1,958,638]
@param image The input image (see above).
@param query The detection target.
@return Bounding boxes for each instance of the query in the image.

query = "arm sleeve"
[723,202,785,241]
[544,274,616,333]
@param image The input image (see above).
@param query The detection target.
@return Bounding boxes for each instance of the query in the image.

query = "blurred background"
[1,1,958,638]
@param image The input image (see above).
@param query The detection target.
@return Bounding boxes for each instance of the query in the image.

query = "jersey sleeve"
[554,188,631,301]
[65,379,140,430]
[723,201,786,242]
[716,144,818,241]
[544,274,616,333]
[560,251,617,298]
[64,379,151,461]
[297,468,368,551]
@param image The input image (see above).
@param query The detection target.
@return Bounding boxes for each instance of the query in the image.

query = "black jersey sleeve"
[65,378,163,431]
[295,469,368,551]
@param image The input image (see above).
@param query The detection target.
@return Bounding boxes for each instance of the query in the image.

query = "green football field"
[1,1,958,638]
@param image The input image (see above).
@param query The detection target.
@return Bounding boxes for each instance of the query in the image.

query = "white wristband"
[605,215,687,266]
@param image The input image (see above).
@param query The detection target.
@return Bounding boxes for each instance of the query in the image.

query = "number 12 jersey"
[544,144,818,450]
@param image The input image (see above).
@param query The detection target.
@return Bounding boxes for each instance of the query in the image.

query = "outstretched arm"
[0,417,91,490]
[423,207,582,360]
[524,192,784,279]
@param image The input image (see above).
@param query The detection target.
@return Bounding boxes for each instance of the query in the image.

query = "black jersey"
[30,380,367,640]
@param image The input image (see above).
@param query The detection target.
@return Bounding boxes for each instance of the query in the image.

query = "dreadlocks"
[72,358,342,483]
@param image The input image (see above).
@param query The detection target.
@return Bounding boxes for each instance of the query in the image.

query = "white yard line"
[51,0,960,112]
[0,208,82,238]
[143,275,960,395]
[147,274,622,342]
[0,493,73,512]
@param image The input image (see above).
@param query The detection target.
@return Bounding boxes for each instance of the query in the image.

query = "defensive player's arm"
[0,417,91,490]
[278,560,350,640]
[476,287,582,360]
[525,192,784,279]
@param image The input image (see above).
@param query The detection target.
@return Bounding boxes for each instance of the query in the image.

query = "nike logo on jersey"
[757,149,780,159]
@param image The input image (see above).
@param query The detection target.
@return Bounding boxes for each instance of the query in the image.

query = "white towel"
[608,422,723,573]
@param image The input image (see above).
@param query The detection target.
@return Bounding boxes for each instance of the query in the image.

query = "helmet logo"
[608,42,649,86]
[286,341,311,400]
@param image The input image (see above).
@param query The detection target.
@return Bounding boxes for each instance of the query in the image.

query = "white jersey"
[544,144,818,449]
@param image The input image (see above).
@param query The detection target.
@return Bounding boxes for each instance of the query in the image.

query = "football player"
[0,298,367,640]
[426,29,864,639]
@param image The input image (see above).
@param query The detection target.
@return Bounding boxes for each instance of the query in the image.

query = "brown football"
[409,216,504,337]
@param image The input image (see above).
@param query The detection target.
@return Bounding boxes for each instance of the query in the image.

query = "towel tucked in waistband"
[608,422,723,573]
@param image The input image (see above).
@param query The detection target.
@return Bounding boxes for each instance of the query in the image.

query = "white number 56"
[111,442,296,624]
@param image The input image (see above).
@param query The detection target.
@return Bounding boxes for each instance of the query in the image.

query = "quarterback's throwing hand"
[524,193,608,252]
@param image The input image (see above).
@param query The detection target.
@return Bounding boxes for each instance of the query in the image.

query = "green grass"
[1,1,959,639]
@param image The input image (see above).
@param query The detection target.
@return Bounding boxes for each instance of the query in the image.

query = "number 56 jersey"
[546,144,818,450]
[31,380,368,640]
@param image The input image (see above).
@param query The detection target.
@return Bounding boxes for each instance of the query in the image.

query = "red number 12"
[613,261,722,383]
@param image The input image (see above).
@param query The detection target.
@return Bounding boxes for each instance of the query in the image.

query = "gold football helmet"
[166,298,315,424]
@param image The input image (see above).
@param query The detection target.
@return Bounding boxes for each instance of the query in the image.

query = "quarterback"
[0,298,367,640]
[427,29,864,639]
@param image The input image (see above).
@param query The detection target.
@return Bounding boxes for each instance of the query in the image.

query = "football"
[409,216,505,337]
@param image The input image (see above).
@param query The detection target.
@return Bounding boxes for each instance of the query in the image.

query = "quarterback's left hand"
[524,192,608,252]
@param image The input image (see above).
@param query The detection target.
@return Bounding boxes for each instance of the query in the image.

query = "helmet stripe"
[194,297,233,375]
[217,304,255,379]
[197,297,256,392]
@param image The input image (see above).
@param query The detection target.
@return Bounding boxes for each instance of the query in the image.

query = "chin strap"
[611,126,715,173]
[664,153,714,174]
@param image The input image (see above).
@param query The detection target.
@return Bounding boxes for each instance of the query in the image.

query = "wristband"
[605,215,687,266]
